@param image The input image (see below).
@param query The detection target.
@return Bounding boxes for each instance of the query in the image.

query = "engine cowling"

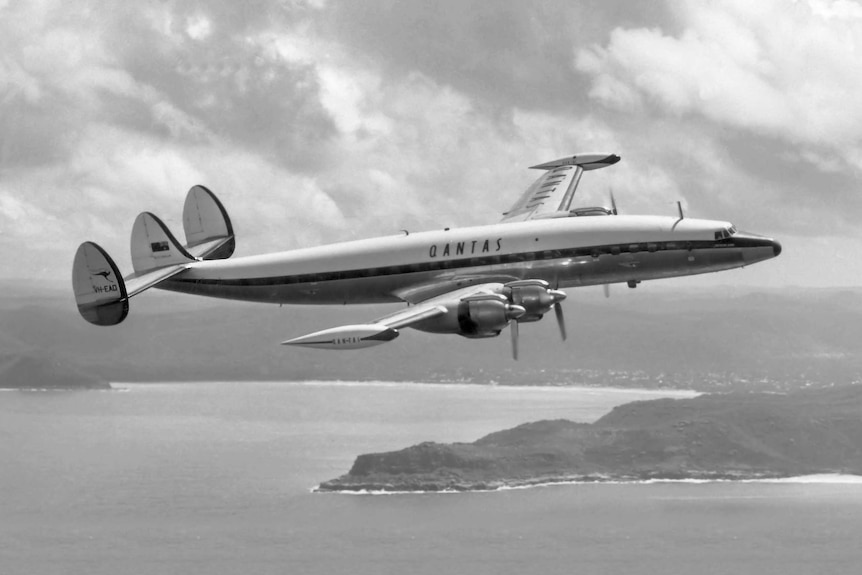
[412,293,525,338]
[502,280,567,322]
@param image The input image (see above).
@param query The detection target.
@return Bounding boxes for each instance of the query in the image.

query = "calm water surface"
[2,382,861,575]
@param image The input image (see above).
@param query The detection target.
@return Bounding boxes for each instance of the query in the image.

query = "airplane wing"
[280,283,508,350]
[281,279,567,359]
[501,154,620,222]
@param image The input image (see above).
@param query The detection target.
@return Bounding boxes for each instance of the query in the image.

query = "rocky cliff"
[318,385,862,491]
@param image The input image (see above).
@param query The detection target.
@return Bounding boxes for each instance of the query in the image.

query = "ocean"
[2,381,861,575]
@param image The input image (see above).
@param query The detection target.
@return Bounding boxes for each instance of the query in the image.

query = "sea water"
[2,382,861,575]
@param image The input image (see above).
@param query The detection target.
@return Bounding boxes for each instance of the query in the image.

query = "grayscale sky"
[1,0,860,287]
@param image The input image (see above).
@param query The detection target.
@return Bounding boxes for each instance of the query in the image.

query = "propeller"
[510,318,519,360]
[609,188,618,215]
[553,300,567,341]
[507,303,527,361]
[503,281,567,359]
[603,284,611,298]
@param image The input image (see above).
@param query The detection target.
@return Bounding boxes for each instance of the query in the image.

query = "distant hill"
[0,354,110,389]
[3,285,862,390]
[318,384,862,491]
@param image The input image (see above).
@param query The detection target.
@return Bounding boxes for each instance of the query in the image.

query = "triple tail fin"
[72,185,235,326]
[130,212,197,274]
[182,185,235,260]
[72,242,129,326]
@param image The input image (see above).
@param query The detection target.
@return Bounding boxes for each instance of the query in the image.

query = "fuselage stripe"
[173,238,752,288]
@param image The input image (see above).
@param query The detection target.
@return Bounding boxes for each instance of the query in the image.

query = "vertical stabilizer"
[182,185,235,259]
[72,242,129,326]
[130,212,196,274]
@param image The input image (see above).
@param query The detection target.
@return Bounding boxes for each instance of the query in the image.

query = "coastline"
[111,379,701,395]
[316,385,862,494]
[314,473,862,494]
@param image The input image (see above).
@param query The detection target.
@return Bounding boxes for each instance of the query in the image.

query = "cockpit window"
[714,226,737,240]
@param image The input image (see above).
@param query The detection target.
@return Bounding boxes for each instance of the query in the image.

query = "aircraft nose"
[772,240,782,257]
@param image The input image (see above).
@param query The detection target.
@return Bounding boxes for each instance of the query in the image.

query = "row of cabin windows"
[208,239,729,287]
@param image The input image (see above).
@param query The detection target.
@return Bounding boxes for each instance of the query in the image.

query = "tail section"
[182,185,235,260]
[73,185,234,326]
[72,242,129,326]
[130,212,197,274]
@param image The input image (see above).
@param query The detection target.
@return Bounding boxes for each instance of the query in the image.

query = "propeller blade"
[510,319,520,360]
[554,302,567,341]
[610,189,618,215]
[603,284,610,298]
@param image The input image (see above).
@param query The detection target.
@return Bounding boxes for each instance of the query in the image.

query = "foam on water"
[316,474,862,495]
[749,474,862,484]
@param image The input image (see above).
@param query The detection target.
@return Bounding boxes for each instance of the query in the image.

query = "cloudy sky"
[2,0,861,289]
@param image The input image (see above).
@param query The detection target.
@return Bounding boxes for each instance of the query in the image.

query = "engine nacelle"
[502,280,567,323]
[412,294,525,338]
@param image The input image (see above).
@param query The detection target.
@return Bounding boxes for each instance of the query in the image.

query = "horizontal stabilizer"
[72,242,129,326]
[131,212,196,274]
[183,185,235,260]
[124,264,190,298]
[530,153,620,171]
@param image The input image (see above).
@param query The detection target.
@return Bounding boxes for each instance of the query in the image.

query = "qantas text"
[429,238,502,258]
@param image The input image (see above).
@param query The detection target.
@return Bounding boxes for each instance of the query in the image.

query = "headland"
[318,384,862,492]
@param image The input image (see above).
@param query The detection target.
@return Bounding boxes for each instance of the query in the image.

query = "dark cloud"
[0,97,78,168]
[0,1,338,173]
[326,0,670,114]
[99,2,338,172]
[719,134,862,236]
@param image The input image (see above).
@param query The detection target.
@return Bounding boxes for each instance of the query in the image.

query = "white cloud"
[0,193,31,222]
[575,0,862,168]
[185,14,212,41]
[317,65,390,136]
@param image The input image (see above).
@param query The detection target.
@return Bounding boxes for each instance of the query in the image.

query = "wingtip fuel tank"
[281,324,400,349]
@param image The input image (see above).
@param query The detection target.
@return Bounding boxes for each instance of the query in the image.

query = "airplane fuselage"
[159,215,780,305]
[71,155,783,356]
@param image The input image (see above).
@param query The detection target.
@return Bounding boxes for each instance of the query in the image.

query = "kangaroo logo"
[93,269,119,294]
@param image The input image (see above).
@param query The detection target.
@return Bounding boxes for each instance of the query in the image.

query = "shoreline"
[314,472,862,494]
[111,379,701,395]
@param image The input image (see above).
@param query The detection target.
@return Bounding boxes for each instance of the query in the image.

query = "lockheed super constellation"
[72,154,781,358]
